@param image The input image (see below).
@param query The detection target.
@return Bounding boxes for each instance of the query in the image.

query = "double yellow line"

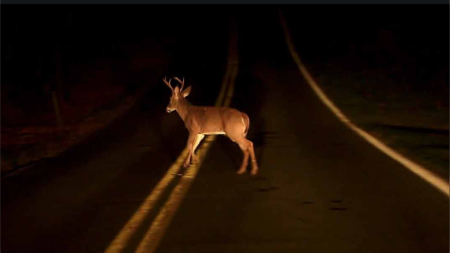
[104,18,239,253]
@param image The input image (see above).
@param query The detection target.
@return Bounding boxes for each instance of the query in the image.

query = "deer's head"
[163,77,191,113]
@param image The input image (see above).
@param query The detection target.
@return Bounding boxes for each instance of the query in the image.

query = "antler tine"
[163,77,174,92]
[174,76,185,91]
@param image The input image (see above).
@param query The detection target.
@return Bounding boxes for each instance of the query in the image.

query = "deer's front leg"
[184,133,196,168]
[191,134,205,163]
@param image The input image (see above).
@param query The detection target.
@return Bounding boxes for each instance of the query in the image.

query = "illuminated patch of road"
[104,18,239,253]
[135,26,239,253]
[103,149,188,253]
[279,10,449,197]
[134,135,215,253]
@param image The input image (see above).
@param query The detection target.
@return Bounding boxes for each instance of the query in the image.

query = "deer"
[163,76,258,175]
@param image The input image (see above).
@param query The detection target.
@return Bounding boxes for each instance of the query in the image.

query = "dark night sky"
[2,5,448,105]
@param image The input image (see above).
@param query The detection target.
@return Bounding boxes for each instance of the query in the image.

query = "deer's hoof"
[251,163,259,175]
[237,168,246,174]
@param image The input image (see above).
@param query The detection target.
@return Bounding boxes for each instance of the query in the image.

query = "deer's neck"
[176,98,191,122]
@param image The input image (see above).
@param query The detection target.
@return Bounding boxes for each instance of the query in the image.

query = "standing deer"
[163,76,258,175]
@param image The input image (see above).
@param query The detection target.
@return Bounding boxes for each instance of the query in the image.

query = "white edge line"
[279,10,449,197]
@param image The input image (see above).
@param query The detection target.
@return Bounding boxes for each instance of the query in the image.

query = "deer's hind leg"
[232,137,252,175]
[237,143,250,174]
[248,141,258,175]
[233,137,258,175]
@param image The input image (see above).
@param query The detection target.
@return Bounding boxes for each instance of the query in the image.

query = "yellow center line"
[135,20,239,253]
[215,60,232,108]
[103,148,188,253]
[134,136,216,253]
[104,19,239,253]
[135,42,239,253]
[279,10,449,197]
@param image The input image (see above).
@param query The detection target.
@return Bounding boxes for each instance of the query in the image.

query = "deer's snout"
[166,107,174,113]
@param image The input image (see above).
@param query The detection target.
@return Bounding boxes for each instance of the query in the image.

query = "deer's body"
[185,107,248,135]
[164,77,258,175]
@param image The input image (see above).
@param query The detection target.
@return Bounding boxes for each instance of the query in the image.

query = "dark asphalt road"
[156,10,449,253]
[2,9,448,253]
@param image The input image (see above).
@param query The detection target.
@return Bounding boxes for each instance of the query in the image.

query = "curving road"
[2,9,448,253]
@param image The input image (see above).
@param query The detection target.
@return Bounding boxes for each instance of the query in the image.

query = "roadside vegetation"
[285,7,448,179]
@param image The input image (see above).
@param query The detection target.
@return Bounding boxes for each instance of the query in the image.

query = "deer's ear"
[182,86,191,97]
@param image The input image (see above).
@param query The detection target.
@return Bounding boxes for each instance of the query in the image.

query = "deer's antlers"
[163,77,174,92]
[174,77,185,91]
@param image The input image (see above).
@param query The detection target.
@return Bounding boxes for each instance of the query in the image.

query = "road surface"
[2,9,448,253]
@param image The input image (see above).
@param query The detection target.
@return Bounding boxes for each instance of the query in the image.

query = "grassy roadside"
[283,7,449,180]
[308,60,449,180]
[1,80,152,177]
[1,38,168,176]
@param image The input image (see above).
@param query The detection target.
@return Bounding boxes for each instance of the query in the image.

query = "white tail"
[163,77,258,175]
